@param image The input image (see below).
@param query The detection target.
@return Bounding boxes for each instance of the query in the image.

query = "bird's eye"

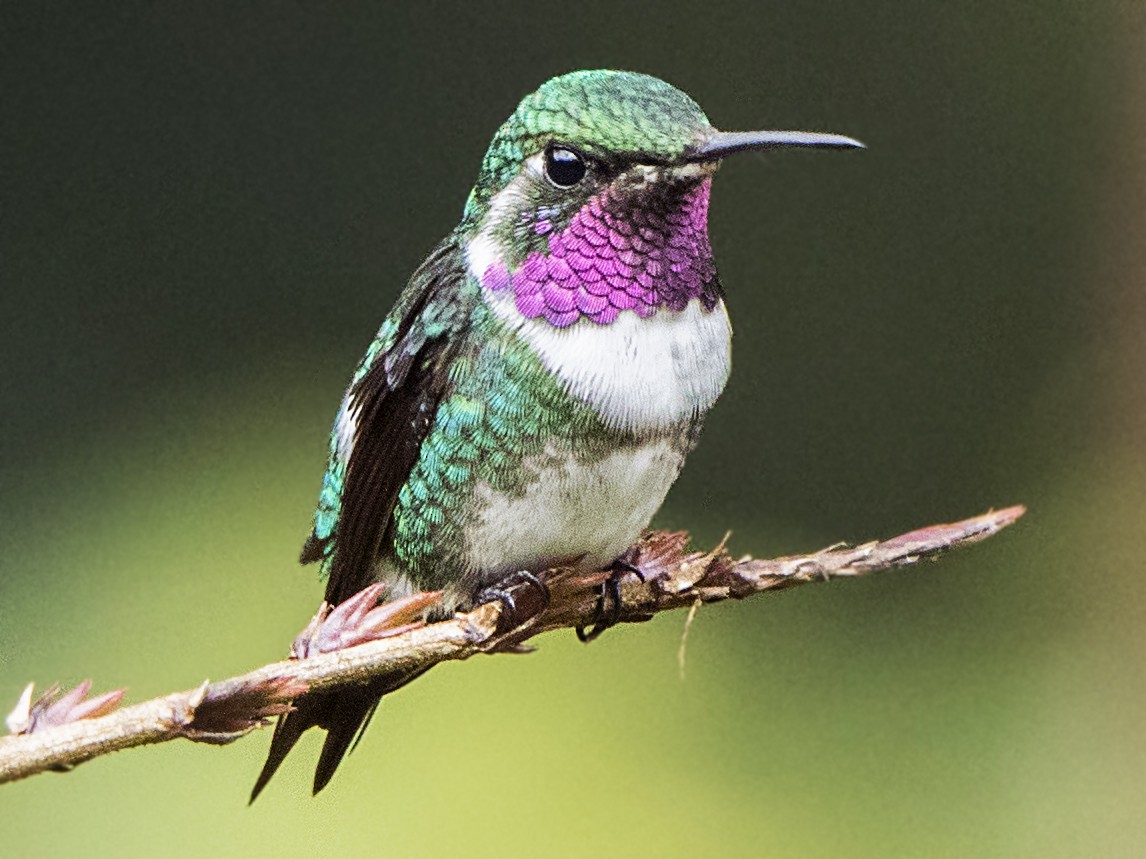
[544,146,587,188]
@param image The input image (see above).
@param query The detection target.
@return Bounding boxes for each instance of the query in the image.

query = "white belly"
[463,438,686,579]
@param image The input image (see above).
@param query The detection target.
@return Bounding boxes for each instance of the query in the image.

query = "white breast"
[487,295,733,434]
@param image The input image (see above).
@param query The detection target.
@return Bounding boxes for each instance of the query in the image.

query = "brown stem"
[0,506,1024,785]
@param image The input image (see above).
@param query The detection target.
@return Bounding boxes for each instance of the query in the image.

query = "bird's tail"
[249,667,429,802]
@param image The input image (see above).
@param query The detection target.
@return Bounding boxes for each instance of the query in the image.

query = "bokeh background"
[3,2,1144,856]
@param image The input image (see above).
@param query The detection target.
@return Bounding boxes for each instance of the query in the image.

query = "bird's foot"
[576,549,647,644]
[476,570,550,632]
[291,585,442,659]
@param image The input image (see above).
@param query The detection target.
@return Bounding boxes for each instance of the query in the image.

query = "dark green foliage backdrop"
[2,2,1143,855]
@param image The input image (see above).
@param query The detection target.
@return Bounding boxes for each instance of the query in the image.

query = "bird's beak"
[686,129,865,162]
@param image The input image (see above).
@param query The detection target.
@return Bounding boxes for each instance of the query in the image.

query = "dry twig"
[0,505,1025,785]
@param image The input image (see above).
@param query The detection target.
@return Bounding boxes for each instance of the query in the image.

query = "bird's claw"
[476,570,550,630]
[576,551,647,643]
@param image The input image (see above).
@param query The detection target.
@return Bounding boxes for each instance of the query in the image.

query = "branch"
[0,505,1025,785]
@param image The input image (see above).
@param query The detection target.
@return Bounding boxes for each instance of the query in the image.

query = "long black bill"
[687,129,865,162]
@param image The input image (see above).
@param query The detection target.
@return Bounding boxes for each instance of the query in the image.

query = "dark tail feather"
[250,668,433,802]
[310,686,380,795]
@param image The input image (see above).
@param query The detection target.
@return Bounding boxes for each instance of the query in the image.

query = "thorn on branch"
[182,677,311,744]
[292,587,442,659]
[5,681,125,737]
[650,530,733,596]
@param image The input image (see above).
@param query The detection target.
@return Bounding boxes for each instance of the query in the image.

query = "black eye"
[544,146,587,188]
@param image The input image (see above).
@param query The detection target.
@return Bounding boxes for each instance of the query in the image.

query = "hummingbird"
[251,69,861,799]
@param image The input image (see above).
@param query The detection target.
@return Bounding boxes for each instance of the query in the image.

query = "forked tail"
[250,667,429,801]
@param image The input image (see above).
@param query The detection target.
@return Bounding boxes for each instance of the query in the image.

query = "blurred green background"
[2,2,1144,856]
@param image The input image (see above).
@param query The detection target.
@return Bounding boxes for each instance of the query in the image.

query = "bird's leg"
[576,548,646,643]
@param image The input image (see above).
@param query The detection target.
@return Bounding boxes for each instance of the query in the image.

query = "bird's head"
[462,70,861,327]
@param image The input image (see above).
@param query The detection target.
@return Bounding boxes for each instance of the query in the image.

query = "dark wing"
[321,240,469,606]
[300,234,469,596]
[252,234,470,801]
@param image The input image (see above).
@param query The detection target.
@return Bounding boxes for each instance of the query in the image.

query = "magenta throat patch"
[482,179,721,327]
